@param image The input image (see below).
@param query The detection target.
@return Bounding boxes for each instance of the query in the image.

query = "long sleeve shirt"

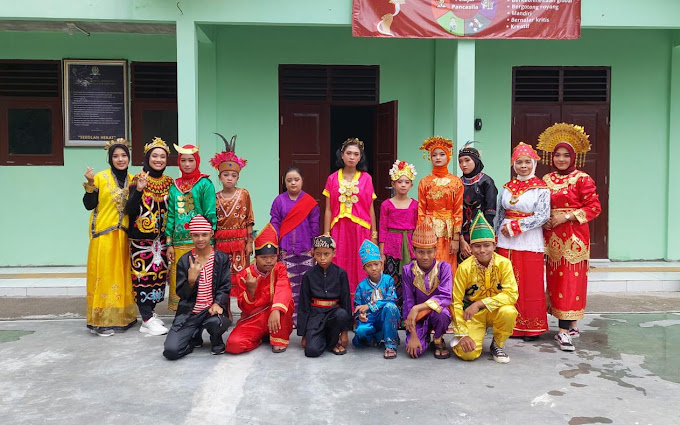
[235,262,293,317]
[297,263,352,336]
[401,260,453,317]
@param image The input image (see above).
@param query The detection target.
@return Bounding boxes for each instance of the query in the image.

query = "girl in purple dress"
[379,160,418,317]
[270,167,320,323]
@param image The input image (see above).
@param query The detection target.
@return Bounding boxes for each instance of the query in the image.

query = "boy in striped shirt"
[163,215,232,359]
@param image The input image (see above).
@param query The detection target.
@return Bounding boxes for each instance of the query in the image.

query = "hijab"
[175,145,209,192]
[552,142,577,175]
[143,147,167,179]
[107,144,130,189]
[431,148,452,178]
[513,157,537,181]
[458,147,484,179]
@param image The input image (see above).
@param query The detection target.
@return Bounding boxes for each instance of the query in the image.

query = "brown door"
[279,102,330,224]
[373,101,398,216]
[561,104,610,259]
[512,104,610,259]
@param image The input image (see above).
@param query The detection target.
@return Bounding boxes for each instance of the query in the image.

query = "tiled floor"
[1,262,679,296]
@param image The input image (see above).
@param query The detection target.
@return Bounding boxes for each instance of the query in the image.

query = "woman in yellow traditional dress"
[82,139,138,336]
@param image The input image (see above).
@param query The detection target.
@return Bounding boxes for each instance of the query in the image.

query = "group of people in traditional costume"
[81,121,600,361]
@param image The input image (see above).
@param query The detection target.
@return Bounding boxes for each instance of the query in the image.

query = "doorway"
[511,66,610,259]
[278,65,398,230]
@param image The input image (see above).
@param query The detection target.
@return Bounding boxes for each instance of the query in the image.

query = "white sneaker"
[568,327,580,338]
[555,332,575,351]
[90,328,114,337]
[140,317,169,336]
[149,313,165,326]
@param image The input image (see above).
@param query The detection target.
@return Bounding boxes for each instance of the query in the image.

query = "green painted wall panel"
[0,31,176,266]
[474,29,672,260]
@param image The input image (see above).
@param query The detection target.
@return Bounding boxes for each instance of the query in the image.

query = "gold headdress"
[144,137,170,154]
[419,136,453,160]
[104,138,131,151]
[173,144,199,155]
[537,123,591,167]
[341,138,365,150]
[389,159,417,181]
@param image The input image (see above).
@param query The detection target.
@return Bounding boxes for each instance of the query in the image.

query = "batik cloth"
[353,274,400,350]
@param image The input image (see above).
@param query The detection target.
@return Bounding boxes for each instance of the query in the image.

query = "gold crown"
[144,137,170,154]
[104,138,131,151]
[537,123,591,167]
[342,138,365,150]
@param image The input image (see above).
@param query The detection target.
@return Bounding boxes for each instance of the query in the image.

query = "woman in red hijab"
[538,123,601,352]
[165,144,217,311]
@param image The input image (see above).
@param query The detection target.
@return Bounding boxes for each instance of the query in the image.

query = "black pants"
[558,319,573,330]
[304,308,349,358]
[163,309,230,360]
[138,304,155,322]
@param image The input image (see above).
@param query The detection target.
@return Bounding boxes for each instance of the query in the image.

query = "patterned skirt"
[281,252,315,324]
[383,256,404,323]
[130,236,168,309]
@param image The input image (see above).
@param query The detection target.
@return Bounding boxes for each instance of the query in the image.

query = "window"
[131,62,178,166]
[0,60,63,165]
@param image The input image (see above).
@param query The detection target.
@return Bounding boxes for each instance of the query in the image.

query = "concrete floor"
[0,313,678,425]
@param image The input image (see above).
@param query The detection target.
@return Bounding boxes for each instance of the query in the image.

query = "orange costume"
[226,224,294,354]
[417,136,464,271]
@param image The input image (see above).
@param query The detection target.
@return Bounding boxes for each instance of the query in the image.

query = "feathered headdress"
[210,132,247,173]
[458,140,481,160]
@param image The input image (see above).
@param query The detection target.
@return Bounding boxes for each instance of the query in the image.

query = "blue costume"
[352,240,401,350]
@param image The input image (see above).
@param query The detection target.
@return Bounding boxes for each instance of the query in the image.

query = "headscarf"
[458,146,483,179]
[513,158,537,181]
[107,143,130,189]
[143,147,167,179]
[552,142,577,175]
[420,136,453,178]
[175,144,209,192]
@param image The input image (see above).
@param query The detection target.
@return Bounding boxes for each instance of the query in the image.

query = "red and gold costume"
[225,224,294,353]
[538,124,602,321]
[417,136,463,272]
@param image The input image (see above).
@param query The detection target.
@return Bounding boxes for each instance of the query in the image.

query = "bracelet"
[83,182,96,193]
[371,231,378,239]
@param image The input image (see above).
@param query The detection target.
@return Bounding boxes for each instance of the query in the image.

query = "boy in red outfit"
[226,223,294,353]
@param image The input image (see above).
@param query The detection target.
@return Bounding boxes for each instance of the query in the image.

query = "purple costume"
[401,260,453,357]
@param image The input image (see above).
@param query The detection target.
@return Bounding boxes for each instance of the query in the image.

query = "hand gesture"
[243,268,258,294]
[188,255,203,283]
[353,304,370,315]
[84,167,95,184]
[358,312,368,322]
[167,246,175,263]
[406,336,423,358]
[136,171,149,192]
[459,336,476,353]
[463,300,482,321]
[208,303,223,316]
[268,310,282,334]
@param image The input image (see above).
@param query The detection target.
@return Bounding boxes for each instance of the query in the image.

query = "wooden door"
[561,104,610,259]
[373,101,398,216]
[511,104,561,179]
[279,102,330,217]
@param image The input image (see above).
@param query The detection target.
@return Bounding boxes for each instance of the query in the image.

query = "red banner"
[352,0,581,39]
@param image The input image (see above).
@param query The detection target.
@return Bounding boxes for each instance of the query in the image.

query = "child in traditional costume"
[402,221,453,359]
[538,123,601,352]
[379,160,418,318]
[496,142,550,341]
[82,138,137,336]
[166,144,217,311]
[297,235,352,357]
[226,224,294,354]
[353,240,400,359]
[457,141,498,262]
[451,212,519,363]
[270,167,320,323]
[210,134,254,298]
[417,136,463,271]
[163,215,231,359]
[125,137,174,336]
[323,138,377,305]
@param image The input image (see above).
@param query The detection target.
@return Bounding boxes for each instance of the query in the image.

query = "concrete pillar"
[176,18,199,143]
[453,39,476,154]
[667,39,680,260]
[433,39,456,138]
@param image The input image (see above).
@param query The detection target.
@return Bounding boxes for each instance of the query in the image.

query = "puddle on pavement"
[0,330,35,343]
[547,390,565,396]
[581,313,679,384]
[569,417,613,425]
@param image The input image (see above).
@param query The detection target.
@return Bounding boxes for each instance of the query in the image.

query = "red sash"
[279,193,318,239]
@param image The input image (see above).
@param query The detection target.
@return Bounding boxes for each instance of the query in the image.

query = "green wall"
[0,31,176,266]
[474,29,673,260]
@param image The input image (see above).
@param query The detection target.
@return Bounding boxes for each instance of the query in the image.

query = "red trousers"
[225,301,294,354]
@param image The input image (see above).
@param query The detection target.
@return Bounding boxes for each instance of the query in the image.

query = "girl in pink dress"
[379,160,418,317]
[323,138,377,304]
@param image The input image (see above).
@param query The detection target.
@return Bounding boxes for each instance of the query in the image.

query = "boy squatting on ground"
[225,223,294,354]
[297,235,353,357]
[352,239,401,359]
[451,211,519,363]
[163,215,231,360]
[401,220,454,359]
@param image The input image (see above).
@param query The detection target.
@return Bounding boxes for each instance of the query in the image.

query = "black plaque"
[64,60,128,146]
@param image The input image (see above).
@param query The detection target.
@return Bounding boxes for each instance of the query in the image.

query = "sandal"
[332,345,347,355]
[433,337,450,359]
[383,348,397,360]
[272,346,287,353]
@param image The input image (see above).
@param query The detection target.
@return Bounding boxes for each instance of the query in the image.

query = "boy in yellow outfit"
[451,211,518,363]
